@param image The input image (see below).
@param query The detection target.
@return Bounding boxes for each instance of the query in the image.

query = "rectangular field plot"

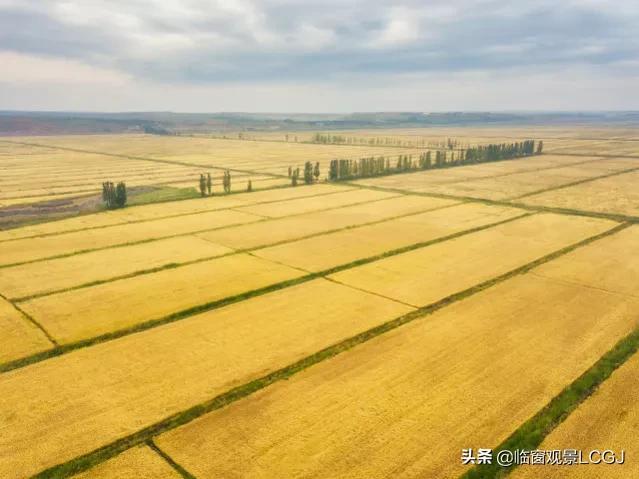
[0,136,364,206]
[546,139,639,156]
[0,297,53,363]
[0,279,412,478]
[329,214,614,306]
[19,134,422,180]
[0,209,260,266]
[254,208,614,276]
[512,351,639,479]
[235,188,398,218]
[0,210,140,242]
[126,184,353,222]
[521,170,639,217]
[352,155,603,192]
[74,446,181,479]
[156,274,639,479]
[0,194,249,242]
[0,183,349,242]
[531,225,639,298]
[0,235,233,300]
[0,142,206,204]
[199,195,457,250]
[20,253,303,344]
[415,165,624,201]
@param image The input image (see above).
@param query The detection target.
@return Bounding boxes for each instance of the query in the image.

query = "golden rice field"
[511,351,639,479]
[1,128,639,478]
[0,135,423,206]
[72,446,182,479]
[156,274,639,479]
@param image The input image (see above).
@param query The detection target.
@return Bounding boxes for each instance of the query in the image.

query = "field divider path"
[0,209,521,374]
[528,271,639,301]
[146,440,197,479]
[0,292,58,347]
[0,186,356,243]
[348,182,639,223]
[324,276,419,308]
[7,200,462,302]
[30,221,631,479]
[461,324,639,479]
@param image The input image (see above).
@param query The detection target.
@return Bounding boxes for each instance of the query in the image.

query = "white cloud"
[0,0,638,110]
[0,50,130,85]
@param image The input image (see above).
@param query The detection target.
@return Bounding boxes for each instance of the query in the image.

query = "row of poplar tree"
[198,171,253,196]
[288,161,321,186]
[102,181,127,209]
[328,140,542,181]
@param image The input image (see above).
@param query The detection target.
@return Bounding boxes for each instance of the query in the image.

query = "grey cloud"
[1,0,639,84]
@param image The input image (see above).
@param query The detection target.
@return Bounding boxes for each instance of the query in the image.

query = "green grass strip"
[29,222,629,479]
[127,186,200,206]
[461,326,639,479]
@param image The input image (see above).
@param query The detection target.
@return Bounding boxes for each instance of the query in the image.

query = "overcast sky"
[1,0,638,112]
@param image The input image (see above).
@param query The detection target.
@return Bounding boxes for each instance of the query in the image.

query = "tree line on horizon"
[310,133,465,149]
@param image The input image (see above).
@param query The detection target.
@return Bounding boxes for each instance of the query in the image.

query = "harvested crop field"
[0,235,234,300]
[0,135,421,205]
[405,163,634,201]
[73,446,182,479]
[511,351,639,479]
[328,213,614,305]
[531,225,639,297]
[253,203,525,272]
[0,209,260,266]
[0,279,412,478]
[255,212,614,276]
[353,155,603,189]
[235,188,398,217]
[0,183,350,241]
[520,169,639,217]
[198,194,457,249]
[0,297,53,363]
[19,253,304,343]
[353,155,639,202]
[2,127,639,478]
[156,274,639,479]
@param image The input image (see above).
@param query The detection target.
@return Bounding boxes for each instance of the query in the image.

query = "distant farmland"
[0,126,638,478]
